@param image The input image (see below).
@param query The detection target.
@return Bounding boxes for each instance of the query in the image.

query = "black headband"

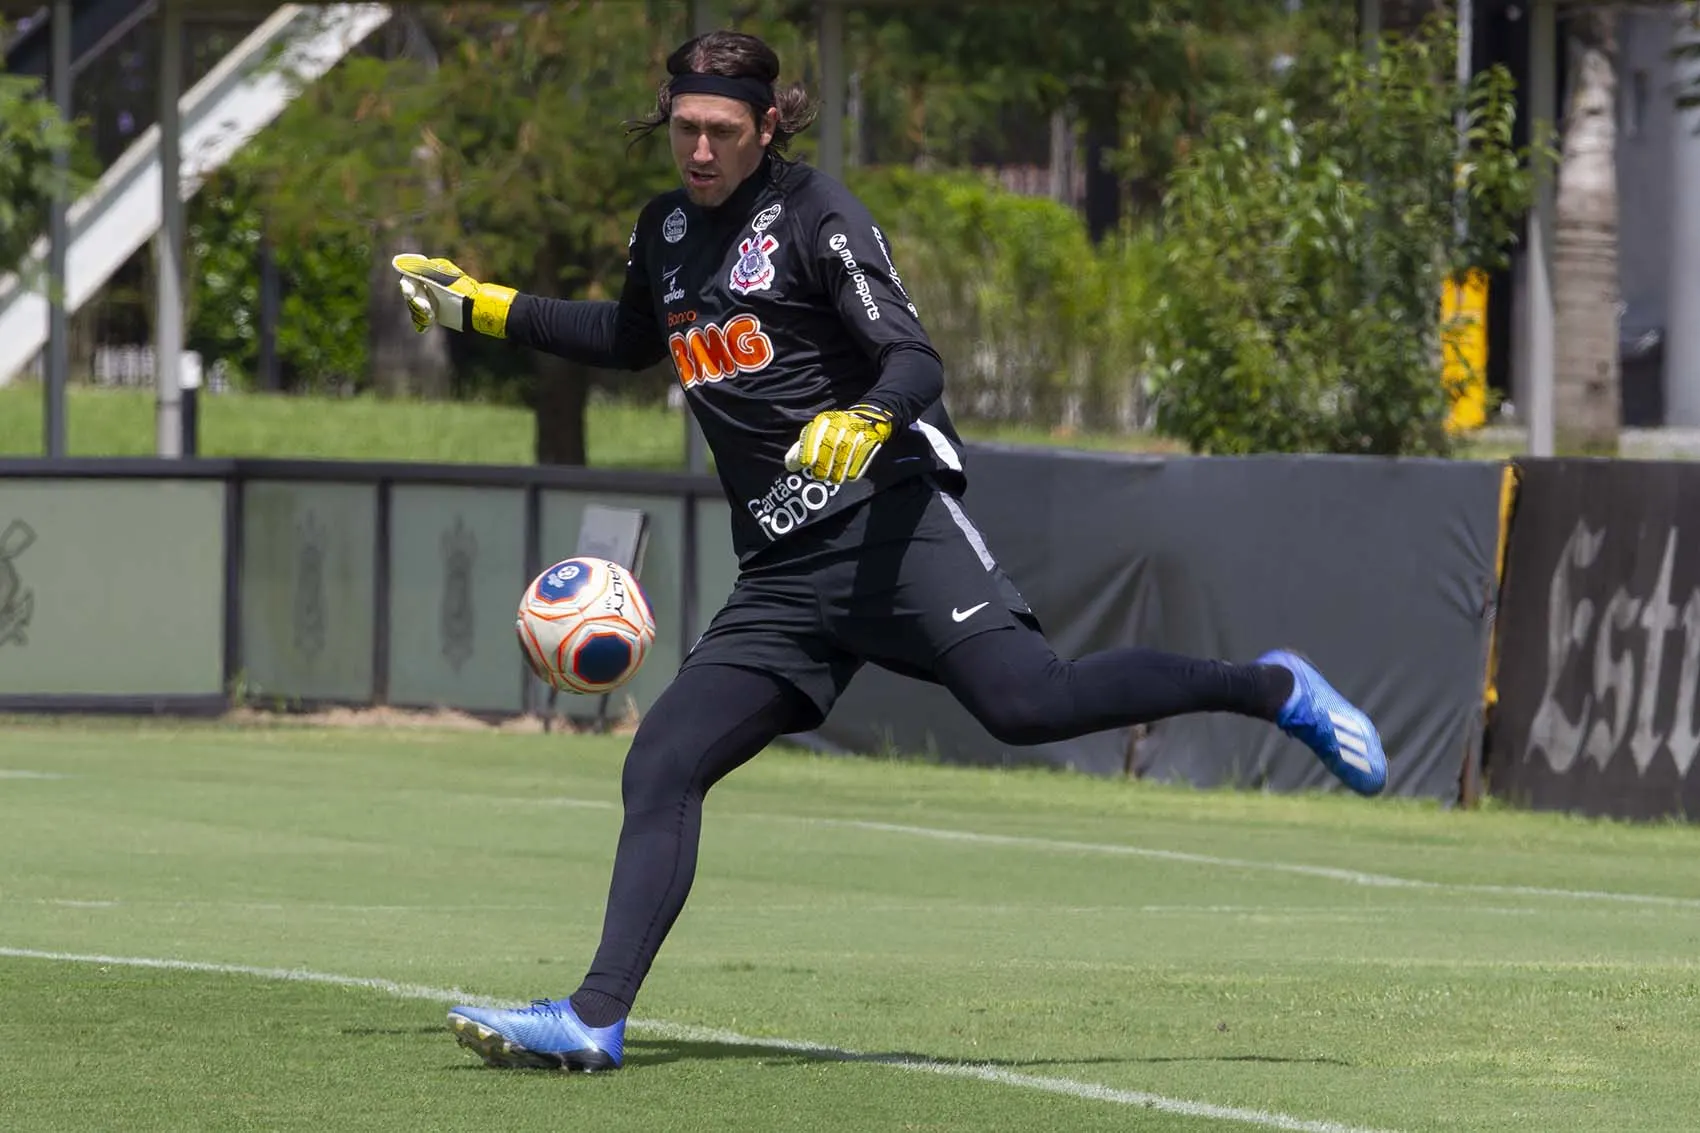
[667,72,774,113]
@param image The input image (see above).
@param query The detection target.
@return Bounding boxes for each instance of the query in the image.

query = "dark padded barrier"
[0,452,1508,802]
[1489,459,1700,821]
[801,449,1510,800]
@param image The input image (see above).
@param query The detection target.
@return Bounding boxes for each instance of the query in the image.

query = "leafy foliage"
[1148,16,1541,456]
[245,5,678,285]
[215,4,692,456]
[863,1,1300,204]
[0,72,83,281]
[849,166,1160,430]
[1671,6,1700,113]
[185,169,370,392]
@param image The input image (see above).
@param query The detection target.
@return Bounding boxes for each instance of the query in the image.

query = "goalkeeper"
[395,29,1387,1074]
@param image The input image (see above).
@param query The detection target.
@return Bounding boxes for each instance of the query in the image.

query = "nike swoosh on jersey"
[951,602,990,622]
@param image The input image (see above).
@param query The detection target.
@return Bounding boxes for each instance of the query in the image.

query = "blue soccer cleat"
[1257,649,1387,797]
[447,998,624,1072]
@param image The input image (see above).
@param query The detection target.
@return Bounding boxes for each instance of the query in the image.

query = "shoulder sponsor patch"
[752,202,783,233]
[663,207,687,244]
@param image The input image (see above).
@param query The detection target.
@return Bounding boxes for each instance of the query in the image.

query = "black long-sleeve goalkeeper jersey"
[504,152,968,564]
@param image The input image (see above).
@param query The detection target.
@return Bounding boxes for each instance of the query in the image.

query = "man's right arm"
[408,207,667,371]
[504,288,665,372]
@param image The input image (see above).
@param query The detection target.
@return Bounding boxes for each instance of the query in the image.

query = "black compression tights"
[569,664,814,1028]
[568,629,1290,1025]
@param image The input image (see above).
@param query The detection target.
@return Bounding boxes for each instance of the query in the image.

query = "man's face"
[669,93,777,208]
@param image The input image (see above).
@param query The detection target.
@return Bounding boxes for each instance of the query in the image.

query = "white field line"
[21,897,561,913]
[525,796,1700,911]
[0,947,1401,1133]
[774,816,1700,911]
[11,780,1696,910]
[16,896,1547,921]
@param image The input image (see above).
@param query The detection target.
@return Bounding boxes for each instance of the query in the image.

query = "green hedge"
[183,160,1161,429]
[848,166,1159,431]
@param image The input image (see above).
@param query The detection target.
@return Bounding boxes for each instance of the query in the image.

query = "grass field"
[0,385,688,469]
[0,384,1529,467]
[3,718,1699,1132]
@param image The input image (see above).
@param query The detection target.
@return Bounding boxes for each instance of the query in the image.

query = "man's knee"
[619,714,697,816]
[944,634,1073,746]
[970,688,1068,746]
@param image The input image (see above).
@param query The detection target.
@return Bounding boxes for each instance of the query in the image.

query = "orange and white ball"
[516,557,656,694]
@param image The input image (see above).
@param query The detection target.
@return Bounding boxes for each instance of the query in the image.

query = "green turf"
[0,383,1525,467]
[0,385,687,469]
[1,719,1698,1131]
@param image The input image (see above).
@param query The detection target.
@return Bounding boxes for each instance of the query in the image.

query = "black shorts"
[679,476,1039,722]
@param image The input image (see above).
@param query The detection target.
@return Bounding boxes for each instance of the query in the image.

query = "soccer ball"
[516,556,656,695]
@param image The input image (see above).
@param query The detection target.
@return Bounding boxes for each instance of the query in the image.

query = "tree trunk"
[523,232,595,465]
[368,219,454,398]
[367,9,452,400]
[1552,9,1620,455]
[1082,100,1121,243]
[531,351,591,465]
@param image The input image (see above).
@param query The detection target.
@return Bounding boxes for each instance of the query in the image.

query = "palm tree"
[1551,5,1621,454]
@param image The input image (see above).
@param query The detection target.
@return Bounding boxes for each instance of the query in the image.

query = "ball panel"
[625,582,656,634]
[531,558,606,607]
[573,632,636,688]
[516,617,555,685]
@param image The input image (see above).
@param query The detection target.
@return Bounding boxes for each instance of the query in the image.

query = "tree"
[0,69,81,283]
[1147,14,1538,456]
[240,2,687,464]
[1552,5,1620,454]
[362,11,455,401]
[185,167,371,392]
[847,164,1162,430]
[863,0,1303,236]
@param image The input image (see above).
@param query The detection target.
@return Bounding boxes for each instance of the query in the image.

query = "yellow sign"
[1442,269,1490,432]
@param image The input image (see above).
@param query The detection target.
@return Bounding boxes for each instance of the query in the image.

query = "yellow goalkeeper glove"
[392,253,517,338]
[784,403,894,485]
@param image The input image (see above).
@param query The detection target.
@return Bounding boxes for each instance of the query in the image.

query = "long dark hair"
[626,30,817,153]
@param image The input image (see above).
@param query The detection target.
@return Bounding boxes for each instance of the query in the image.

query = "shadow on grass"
[424,1032,1353,1074]
[339,1026,445,1037]
[621,1039,1351,1072]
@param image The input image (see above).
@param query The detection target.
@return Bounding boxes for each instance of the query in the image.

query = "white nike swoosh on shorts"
[952,602,989,622]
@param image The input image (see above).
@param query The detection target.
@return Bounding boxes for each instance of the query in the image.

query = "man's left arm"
[787,196,944,483]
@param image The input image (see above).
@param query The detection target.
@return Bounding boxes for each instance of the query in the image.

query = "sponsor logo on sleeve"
[827,231,879,321]
[871,225,919,317]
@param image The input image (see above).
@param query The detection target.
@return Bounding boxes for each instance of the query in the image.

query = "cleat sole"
[447,1012,619,1073]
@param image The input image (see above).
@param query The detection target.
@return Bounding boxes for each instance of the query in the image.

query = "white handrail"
[0,2,393,385]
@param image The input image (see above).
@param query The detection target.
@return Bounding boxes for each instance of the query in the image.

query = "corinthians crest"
[0,520,37,648]
[729,233,779,295]
[440,517,477,672]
